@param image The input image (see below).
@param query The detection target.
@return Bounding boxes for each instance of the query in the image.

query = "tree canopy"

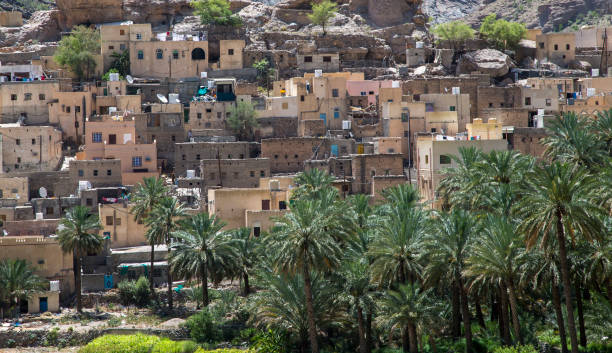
[54,26,100,81]
[308,0,337,35]
[227,101,259,141]
[191,0,242,27]
[479,14,527,50]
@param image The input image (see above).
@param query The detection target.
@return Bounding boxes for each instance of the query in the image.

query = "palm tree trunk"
[402,326,410,353]
[167,245,173,310]
[506,279,521,344]
[556,212,579,353]
[428,335,437,353]
[500,284,511,345]
[149,243,155,294]
[202,262,209,307]
[75,252,82,313]
[474,296,485,328]
[552,283,569,353]
[576,282,586,348]
[357,304,367,353]
[366,310,373,353]
[459,278,472,353]
[408,323,418,353]
[303,266,319,353]
[451,280,462,338]
[606,279,612,307]
[243,272,250,296]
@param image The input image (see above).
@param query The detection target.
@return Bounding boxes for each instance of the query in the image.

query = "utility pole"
[217,147,222,187]
[601,28,608,76]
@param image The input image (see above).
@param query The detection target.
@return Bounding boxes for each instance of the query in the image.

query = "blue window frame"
[92,132,102,143]
[333,108,340,119]
[137,50,144,60]
[132,156,142,167]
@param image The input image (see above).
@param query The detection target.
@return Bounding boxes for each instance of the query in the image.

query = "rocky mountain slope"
[425,0,611,32]
[0,0,54,18]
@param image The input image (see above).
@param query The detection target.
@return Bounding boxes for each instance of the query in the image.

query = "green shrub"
[117,276,151,307]
[195,349,251,353]
[151,338,199,353]
[587,342,612,353]
[251,329,288,353]
[185,309,221,343]
[493,345,538,353]
[78,334,161,353]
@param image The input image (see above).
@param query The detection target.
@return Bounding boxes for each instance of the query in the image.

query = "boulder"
[456,49,514,77]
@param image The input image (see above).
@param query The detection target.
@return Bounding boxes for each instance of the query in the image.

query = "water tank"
[342,120,352,130]
[391,81,400,88]
[186,170,195,178]
[109,73,120,81]
[537,115,544,128]
[78,180,92,191]
[36,212,43,220]
[451,87,460,95]
[200,72,208,78]
[269,179,280,191]
[314,69,322,78]
[50,280,60,292]
[415,41,424,49]
[537,109,545,116]
[108,107,117,114]
[169,93,180,104]
[592,68,599,77]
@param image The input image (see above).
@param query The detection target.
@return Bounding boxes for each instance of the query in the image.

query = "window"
[173,50,179,59]
[261,199,270,210]
[253,226,261,237]
[197,113,202,119]
[332,89,339,97]
[304,56,313,62]
[282,102,289,109]
[92,132,102,143]
[119,29,125,35]
[323,56,331,62]
[107,169,112,176]
[539,42,544,49]
[24,93,32,101]
[39,94,45,100]
[546,98,551,107]
[119,44,126,51]
[554,44,558,50]
[106,216,113,225]
[78,169,84,177]
[66,106,71,113]
[171,135,176,142]
[115,218,121,225]
[191,48,205,60]
[401,112,409,122]
[566,44,570,50]
[228,49,234,55]
[217,112,222,119]
[15,139,20,145]
[93,170,98,176]
[360,91,366,96]
[404,131,409,137]
[135,50,143,60]
[279,201,287,209]
[260,170,265,177]
[449,105,456,111]
[75,106,80,113]
[108,45,114,50]
[136,33,142,40]
[156,49,163,59]
[31,138,36,145]
[300,95,305,101]
[425,155,429,164]
[17,157,21,163]
[86,198,93,206]
[488,103,493,108]
[182,154,186,161]
[524,97,531,105]
[132,156,142,167]
[250,171,255,177]
[368,91,374,95]
[334,108,340,119]
[46,207,54,215]
[10,94,17,101]
[440,155,451,164]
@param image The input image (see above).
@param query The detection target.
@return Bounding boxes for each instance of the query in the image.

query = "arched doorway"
[191,48,206,60]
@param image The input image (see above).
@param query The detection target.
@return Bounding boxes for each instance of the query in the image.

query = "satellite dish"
[157,94,168,104]
[126,75,134,84]
[39,187,47,198]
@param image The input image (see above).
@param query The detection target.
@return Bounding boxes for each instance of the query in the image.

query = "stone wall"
[174,141,259,176]
[200,158,270,188]
[351,153,404,194]
[509,127,548,159]
[261,137,355,173]
[255,116,298,140]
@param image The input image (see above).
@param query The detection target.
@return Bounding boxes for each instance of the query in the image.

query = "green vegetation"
[58,206,103,313]
[109,50,130,77]
[0,259,44,319]
[432,20,475,50]
[253,59,275,95]
[191,0,242,27]
[102,68,123,82]
[308,0,337,36]
[54,26,100,81]
[117,276,151,307]
[227,101,259,141]
[479,14,526,50]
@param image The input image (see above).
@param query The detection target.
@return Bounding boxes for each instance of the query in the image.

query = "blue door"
[39,297,48,312]
[104,274,114,289]
[331,144,338,157]
[320,113,326,126]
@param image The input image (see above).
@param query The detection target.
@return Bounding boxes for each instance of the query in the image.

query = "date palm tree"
[171,213,235,306]
[465,215,526,345]
[232,227,259,296]
[0,259,45,319]
[131,177,169,293]
[146,197,185,310]
[516,162,605,353]
[57,206,102,313]
[593,108,612,155]
[268,193,355,353]
[423,209,478,351]
[437,146,484,210]
[292,168,336,201]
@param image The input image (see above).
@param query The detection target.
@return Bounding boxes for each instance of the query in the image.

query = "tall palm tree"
[0,259,44,319]
[465,215,526,345]
[369,206,428,287]
[377,283,437,353]
[253,269,345,352]
[269,194,355,353]
[542,112,607,171]
[291,168,336,201]
[57,206,102,313]
[423,209,477,352]
[437,146,484,210]
[592,108,612,155]
[146,197,185,310]
[131,177,169,293]
[232,227,259,296]
[341,259,375,353]
[171,213,235,306]
[516,162,605,353]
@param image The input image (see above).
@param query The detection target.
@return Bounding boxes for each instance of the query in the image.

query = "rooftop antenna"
[126,75,134,84]
[157,93,168,104]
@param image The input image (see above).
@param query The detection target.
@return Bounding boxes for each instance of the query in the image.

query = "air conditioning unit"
[269,179,280,191]
[50,281,60,292]
[342,120,352,130]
